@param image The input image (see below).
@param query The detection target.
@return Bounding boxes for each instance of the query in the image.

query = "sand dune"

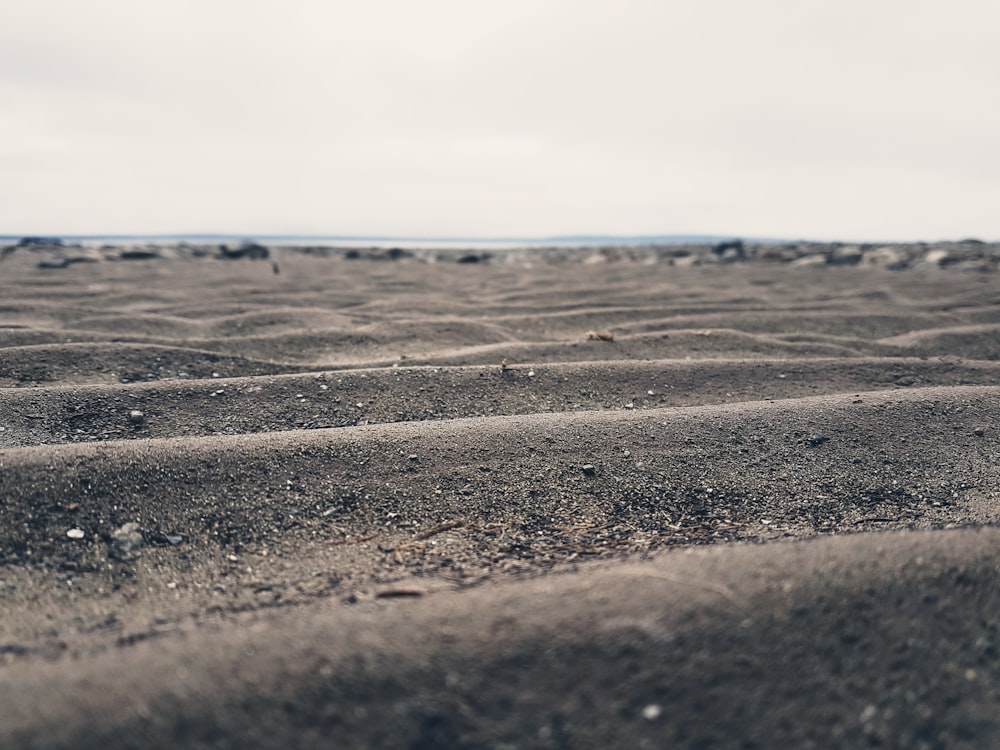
[2,245,1000,748]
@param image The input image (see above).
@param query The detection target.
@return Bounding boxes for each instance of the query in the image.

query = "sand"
[2,243,1000,748]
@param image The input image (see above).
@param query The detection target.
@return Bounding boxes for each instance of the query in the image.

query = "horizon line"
[1,232,994,245]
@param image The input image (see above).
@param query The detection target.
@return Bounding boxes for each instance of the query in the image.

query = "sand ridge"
[2,244,1000,747]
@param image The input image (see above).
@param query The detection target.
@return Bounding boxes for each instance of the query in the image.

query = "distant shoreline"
[3,235,998,272]
[0,233,743,250]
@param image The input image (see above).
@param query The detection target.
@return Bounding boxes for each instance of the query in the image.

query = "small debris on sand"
[586,330,615,341]
[109,523,144,561]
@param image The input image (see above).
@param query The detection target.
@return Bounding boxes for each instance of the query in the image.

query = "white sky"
[2,0,998,240]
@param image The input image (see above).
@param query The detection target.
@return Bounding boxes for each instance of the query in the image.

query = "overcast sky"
[2,0,998,240]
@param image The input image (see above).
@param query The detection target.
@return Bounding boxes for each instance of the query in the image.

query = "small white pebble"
[319,384,328,390]
[66,528,85,539]
[642,704,662,721]
[227,554,239,562]
[527,370,535,377]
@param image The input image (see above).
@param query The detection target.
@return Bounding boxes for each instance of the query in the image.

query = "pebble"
[109,522,144,561]
[581,464,597,476]
[66,528,85,540]
[38,257,70,269]
[642,704,662,721]
[128,409,145,426]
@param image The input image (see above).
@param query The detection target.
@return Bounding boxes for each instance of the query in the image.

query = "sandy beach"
[2,240,1000,748]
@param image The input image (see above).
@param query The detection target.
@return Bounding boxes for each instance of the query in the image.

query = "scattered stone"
[712,239,745,261]
[581,464,597,476]
[829,245,863,265]
[18,236,63,247]
[128,410,145,426]
[805,434,829,447]
[380,247,411,261]
[790,254,827,267]
[642,704,662,721]
[109,523,144,561]
[66,528,85,540]
[862,246,908,270]
[119,248,161,260]
[922,248,952,268]
[38,257,70,269]
[219,241,269,260]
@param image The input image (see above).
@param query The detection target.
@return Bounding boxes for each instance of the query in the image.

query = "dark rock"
[581,464,597,476]
[0,643,32,656]
[829,246,863,265]
[219,242,270,260]
[119,248,161,260]
[17,236,63,248]
[380,247,411,261]
[712,239,745,261]
[37,257,70,269]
